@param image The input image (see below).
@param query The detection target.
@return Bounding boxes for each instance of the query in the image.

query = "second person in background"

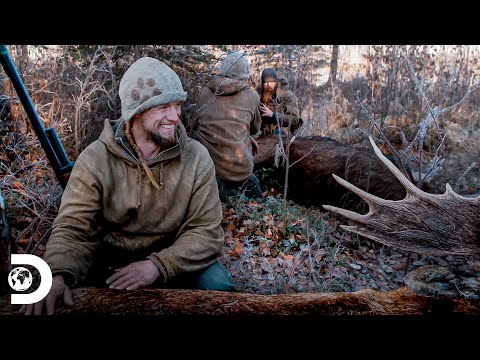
[194,51,263,201]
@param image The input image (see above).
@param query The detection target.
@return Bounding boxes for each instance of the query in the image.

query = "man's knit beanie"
[119,57,187,122]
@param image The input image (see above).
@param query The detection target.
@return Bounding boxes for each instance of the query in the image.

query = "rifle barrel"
[0,45,73,189]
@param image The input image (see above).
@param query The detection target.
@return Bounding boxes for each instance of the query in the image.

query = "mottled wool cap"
[261,68,279,83]
[119,57,187,122]
[218,51,250,80]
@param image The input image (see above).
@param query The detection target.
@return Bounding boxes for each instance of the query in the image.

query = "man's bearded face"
[146,128,177,149]
[261,80,277,104]
[138,102,182,150]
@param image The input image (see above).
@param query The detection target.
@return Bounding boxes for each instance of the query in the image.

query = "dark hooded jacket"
[195,76,261,182]
[43,119,224,286]
[256,78,302,136]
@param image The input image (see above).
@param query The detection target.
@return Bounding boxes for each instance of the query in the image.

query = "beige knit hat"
[119,57,187,122]
[217,51,250,80]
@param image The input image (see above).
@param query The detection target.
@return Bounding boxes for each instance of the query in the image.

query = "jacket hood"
[206,76,251,96]
[261,68,278,83]
[98,118,187,165]
[217,51,250,80]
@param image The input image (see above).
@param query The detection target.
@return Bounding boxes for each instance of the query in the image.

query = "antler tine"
[445,183,480,202]
[368,136,420,195]
[339,225,470,256]
[322,137,480,256]
[339,225,401,250]
[322,173,389,230]
[331,173,392,207]
[322,204,367,223]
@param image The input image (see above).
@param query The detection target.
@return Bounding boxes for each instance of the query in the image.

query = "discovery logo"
[8,254,52,305]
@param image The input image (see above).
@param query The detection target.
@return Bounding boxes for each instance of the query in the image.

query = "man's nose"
[165,106,180,120]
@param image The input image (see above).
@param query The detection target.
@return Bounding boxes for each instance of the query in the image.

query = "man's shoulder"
[183,138,215,168]
[243,86,261,100]
[277,87,295,99]
[78,119,115,157]
[75,139,108,162]
[83,138,108,152]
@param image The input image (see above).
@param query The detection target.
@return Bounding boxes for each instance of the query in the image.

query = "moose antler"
[323,136,480,256]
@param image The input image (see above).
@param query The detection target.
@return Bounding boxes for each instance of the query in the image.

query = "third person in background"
[257,68,303,137]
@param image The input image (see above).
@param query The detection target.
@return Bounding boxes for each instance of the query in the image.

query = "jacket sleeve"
[147,154,224,282]
[250,101,262,136]
[42,150,102,287]
[279,91,302,132]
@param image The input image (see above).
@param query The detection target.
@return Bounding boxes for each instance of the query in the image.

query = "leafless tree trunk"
[328,45,339,84]
[15,45,29,74]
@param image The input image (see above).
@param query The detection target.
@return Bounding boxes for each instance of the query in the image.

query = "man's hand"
[250,137,259,156]
[20,274,74,315]
[106,259,160,290]
[260,103,274,118]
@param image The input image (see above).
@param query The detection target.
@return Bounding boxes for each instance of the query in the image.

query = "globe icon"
[8,266,33,291]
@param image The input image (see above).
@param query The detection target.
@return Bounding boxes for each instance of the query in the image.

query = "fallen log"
[0,286,478,315]
[254,135,412,210]
[323,136,480,256]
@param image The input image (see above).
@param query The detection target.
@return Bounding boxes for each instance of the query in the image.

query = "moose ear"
[323,136,480,257]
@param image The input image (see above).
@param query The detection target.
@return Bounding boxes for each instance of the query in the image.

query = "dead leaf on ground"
[234,242,243,257]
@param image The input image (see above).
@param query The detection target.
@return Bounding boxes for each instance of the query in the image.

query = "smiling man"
[21,57,235,315]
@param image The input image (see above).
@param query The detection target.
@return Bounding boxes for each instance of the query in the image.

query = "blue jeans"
[168,261,236,291]
[85,249,235,292]
[193,261,235,291]
[216,174,263,201]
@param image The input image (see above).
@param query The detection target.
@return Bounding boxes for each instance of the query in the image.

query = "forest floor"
[2,132,480,299]
[219,195,480,296]
[219,150,480,297]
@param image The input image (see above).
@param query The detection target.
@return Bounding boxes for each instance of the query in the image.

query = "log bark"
[1,286,478,315]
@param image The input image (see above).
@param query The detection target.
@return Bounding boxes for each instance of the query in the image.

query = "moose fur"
[0,286,478,315]
[254,135,412,211]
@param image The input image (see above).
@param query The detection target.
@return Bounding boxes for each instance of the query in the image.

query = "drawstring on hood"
[159,162,164,188]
